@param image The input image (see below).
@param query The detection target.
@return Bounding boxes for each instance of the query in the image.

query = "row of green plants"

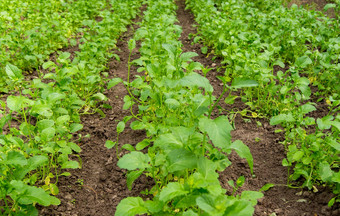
[188,0,339,115]
[186,0,340,207]
[109,0,266,215]
[0,0,102,92]
[0,0,143,215]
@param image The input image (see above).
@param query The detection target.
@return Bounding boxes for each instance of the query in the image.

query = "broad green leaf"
[319,161,333,182]
[270,113,294,125]
[117,152,150,171]
[328,197,336,207]
[60,172,71,177]
[19,122,30,136]
[228,140,253,174]
[10,181,60,206]
[36,120,54,132]
[180,52,198,62]
[193,94,210,116]
[172,126,194,141]
[317,116,334,130]
[274,60,285,68]
[47,92,65,103]
[197,156,218,179]
[162,44,177,58]
[282,158,289,166]
[224,200,254,216]
[68,142,81,153]
[328,139,340,151]
[183,210,199,216]
[330,121,340,131]
[107,78,123,89]
[176,194,199,209]
[296,77,311,98]
[130,121,146,130]
[292,151,304,162]
[199,116,233,149]
[96,108,106,118]
[225,95,238,105]
[259,183,275,192]
[70,123,83,133]
[165,99,180,109]
[31,104,53,117]
[41,128,55,141]
[5,63,23,80]
[5,151,27,166]
[123,95,132,110]
[50,183,59,196]
[154,133,183,150]
[324,4,336,11]
[61,161,79,169]
[128,39,136,50]
[240,191,263,206]
[127,170,144,190]
[231,78,258,89]
[159,182,188,202]
[167,149,197,172]
[300,104,316,115]
[144,200,164,214]
[332,172,340,183]
[117,121,125,134]
[196,194,226,216]
[58,52,71,60]
[136,139,151,150]
[122,144,135,152]
[115,197,147,216]
[201,46,208,54]
[56,115,70,125]
[27,156,48,171]
[42,61,56,70]
[180,72,213,93]
[91,93,107,101]
[0,114,11,133]
[187,61,203,72]
[105,140,116,149]
[295,56,312,68]
[7,96,28,112]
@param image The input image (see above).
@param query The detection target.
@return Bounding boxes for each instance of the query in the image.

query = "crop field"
[0,0,339,215]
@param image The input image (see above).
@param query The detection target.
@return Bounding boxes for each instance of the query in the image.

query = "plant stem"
[126,49,143,104]
[208,85,229,118]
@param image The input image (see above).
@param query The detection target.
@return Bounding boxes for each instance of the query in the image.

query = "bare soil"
[39,1,339,215]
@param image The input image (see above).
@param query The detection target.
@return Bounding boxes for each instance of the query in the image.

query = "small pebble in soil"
[99,173,107,181]
[257,197,264,204]
[64,193,73,200]
[274,208,283,214]
[66,202,74,211]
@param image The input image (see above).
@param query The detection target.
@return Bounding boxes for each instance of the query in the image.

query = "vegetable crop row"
[110,0,265,215]
[0,0,142,215]
[186,0,340,206]
[0,0,106,91]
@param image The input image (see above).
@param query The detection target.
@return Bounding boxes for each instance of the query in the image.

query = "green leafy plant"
[0,0,144,214]
[108,0,262,215]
